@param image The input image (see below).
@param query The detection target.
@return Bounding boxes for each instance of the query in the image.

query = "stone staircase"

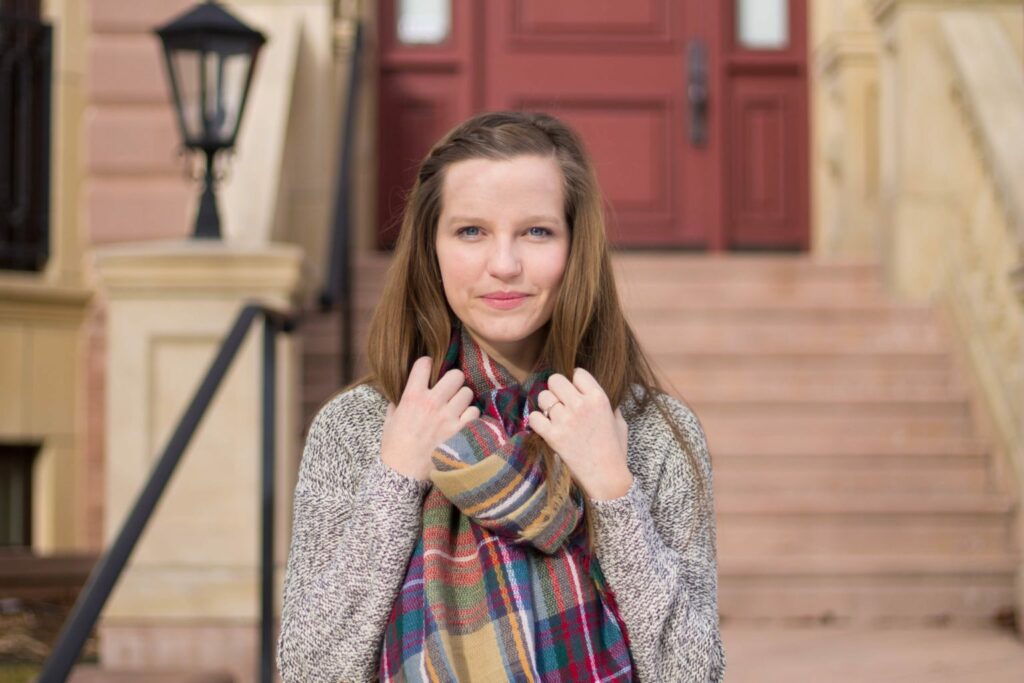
[303,252,1019,627]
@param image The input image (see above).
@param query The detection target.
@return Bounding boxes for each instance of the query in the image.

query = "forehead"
[440,155,564,218]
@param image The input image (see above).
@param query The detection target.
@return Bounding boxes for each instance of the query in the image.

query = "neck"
[464,325,546,384]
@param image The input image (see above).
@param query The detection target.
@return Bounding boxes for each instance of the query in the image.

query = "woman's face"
[435,154,570,365]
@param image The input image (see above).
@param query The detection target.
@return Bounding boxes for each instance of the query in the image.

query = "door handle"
[687,40,708,147]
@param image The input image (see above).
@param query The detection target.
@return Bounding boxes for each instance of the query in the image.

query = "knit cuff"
[365,455,432,502]
[589,476,651,554]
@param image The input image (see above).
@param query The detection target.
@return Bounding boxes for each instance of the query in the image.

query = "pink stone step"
[707,433,989,456]
[69,668,233,683]
[632,319,948,354]
[710,435,989,457]
[718,554,1016,625]
[618,281,888,307]
[715,493,1014,556]
[712,457,990,494]
[609,253,880,277]
[662,366,963,402]
[699,406,973,441]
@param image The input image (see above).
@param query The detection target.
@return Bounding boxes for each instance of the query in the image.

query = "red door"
[378,0,807,251]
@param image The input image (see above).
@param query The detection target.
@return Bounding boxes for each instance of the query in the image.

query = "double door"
[378,0,808,250]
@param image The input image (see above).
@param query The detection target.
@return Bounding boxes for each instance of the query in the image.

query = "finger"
[571,367,603,395]
[432,367,466,398]
[527,410,550,435]
[546,373,583,407]
[459,405,481,426]
[404,356,433,396]
[537,389,560,413]
[448,385,475,413]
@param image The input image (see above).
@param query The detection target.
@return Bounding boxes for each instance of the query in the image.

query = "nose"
[486,237,522,279]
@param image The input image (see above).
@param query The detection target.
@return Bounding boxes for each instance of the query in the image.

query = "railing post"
[322,20,364,382]
[260,315,277,683]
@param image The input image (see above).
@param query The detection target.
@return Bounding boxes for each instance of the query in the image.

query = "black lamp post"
[155,1,266,239]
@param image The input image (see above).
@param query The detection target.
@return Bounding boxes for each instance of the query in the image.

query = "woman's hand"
[380,356,480,482]
[527,368,633,501]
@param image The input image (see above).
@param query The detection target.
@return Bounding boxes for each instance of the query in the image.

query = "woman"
[278,111,724,682]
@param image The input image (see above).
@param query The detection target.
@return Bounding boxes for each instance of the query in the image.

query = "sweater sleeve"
[277,391,431,683]
[589,397,725,683]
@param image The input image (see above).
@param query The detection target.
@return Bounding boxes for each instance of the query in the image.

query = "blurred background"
[1,0,1023,681]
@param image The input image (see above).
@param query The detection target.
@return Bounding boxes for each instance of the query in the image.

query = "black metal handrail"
[38,303,297,683]
[320,19,364,383]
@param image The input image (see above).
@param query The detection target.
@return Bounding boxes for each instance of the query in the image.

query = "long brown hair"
[345,111,711,551]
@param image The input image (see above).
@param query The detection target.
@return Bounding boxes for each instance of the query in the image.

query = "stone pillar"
[873,0,960,298]
[91,240,303,683]
[811,0,881,259]
[872,0,1022,298]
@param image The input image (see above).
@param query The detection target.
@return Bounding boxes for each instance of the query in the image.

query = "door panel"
[721,0,809,249]
[482,0,710,247]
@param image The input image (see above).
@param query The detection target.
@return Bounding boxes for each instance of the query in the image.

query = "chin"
[462,312,547,346]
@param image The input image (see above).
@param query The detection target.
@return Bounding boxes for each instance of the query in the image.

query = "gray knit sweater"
[278,383,725,682]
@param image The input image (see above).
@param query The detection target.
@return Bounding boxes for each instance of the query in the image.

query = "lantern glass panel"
[170,48,202,143]
[168,41,253,147]
[204,49,249,144]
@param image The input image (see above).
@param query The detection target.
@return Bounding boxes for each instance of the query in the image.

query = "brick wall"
[81,0,195,549]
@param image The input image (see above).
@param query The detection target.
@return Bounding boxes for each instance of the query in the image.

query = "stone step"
[712,456,991,494]
[715,493,1015,557]
[68,668,234,683]
[624,300,936,322]
[609,254,882,280]
[717,554,1016,625]
[709,432,986,455]
[632,321,948,354]
[699,405,974,441]
[688,394,972,413]
[660,365,963,400]
[671,385,966,405]
[618,282,889,307]
[709,435,989,458]
[716,492,1014,514]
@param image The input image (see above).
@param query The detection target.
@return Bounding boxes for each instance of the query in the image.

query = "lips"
[482,292,529,300]
[481,292,530,309]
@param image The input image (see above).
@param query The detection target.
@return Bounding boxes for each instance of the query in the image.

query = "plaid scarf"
[379,322,634,682]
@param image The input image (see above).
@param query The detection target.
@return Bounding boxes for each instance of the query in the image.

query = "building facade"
[2,0,1022,679]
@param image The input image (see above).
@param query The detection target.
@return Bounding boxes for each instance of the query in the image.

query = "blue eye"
[528,226,552,237]
[457,226,481,237]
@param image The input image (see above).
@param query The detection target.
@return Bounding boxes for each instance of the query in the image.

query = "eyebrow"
[447,215,563,226]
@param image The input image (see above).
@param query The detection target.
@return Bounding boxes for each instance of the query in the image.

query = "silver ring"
[542,400,562,418]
